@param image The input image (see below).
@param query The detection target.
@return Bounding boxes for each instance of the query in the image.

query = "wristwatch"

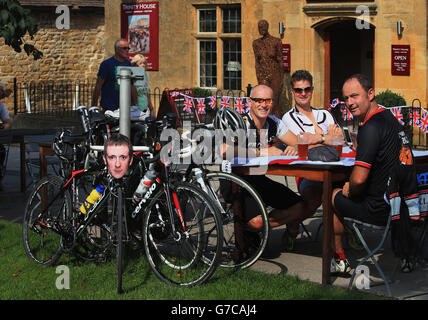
[320,133,325,144]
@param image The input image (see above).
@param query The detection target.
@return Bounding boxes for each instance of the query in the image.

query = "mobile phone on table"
[342,127,353,146]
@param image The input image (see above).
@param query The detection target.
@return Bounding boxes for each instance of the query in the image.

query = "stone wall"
[0,6,105,114]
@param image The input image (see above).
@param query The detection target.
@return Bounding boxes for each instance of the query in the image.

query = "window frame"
[195,5,242,90]
[197,8,217,34]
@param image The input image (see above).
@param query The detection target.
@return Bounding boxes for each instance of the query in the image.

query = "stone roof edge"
[18,1,104,8]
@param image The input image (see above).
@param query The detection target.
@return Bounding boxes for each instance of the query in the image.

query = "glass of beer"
[331,134,344,158]
[297,134,309,160]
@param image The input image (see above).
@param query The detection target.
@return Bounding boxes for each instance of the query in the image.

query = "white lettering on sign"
[123,3,157,10]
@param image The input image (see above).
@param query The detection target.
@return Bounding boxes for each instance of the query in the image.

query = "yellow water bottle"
[80,185,104,214]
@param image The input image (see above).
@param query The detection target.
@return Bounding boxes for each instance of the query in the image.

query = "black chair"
[24,135,61,185]
[345,214,398,297]
[0,131,12,182]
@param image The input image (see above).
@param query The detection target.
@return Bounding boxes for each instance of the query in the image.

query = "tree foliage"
[0,0,42,60]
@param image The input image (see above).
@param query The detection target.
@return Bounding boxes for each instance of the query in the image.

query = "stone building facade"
[0,1,105,112]
[0,0,426,115]
[105,0,427,110]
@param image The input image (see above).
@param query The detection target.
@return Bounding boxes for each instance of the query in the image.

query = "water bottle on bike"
[133,169,156,202]
[80,185,104,214]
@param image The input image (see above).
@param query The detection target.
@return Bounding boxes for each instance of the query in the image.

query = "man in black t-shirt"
[330,74,403,274]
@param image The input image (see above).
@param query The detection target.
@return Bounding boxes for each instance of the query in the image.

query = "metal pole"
[119,67,132,138]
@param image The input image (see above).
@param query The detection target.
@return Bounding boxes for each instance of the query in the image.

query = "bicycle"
[171,123,269,269]
[23,113,225,290]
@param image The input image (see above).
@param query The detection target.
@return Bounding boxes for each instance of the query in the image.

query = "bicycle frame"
[130,157,188,237]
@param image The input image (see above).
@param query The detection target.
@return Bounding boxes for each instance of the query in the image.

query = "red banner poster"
[282,44,290,72]
[391,45,410,76]
[121,2,159,71]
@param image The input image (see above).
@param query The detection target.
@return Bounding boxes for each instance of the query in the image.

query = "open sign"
[391,45,410,75]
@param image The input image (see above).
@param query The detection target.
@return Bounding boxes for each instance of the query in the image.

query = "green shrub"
[192,87,213,98]
[375,89,411,137]
[375,89,406,107]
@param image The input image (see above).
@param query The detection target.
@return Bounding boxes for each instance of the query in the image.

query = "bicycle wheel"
[72,172,112,262]
[143,182,223,287]
[204,171,269,269]
[22,175,71,265]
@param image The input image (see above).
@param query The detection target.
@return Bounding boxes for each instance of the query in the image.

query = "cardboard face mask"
[104,144,133,179]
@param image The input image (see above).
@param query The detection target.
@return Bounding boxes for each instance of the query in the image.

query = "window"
[223,38,241,90]
[199,40,217,88]
[222,7,241,33]
[196,6,242,90]
[198,9,216,33]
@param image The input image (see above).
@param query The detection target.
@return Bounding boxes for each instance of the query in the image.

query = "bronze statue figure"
[253,20,284,117]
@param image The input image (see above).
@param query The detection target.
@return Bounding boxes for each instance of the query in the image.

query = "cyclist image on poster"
[128,15,150,54]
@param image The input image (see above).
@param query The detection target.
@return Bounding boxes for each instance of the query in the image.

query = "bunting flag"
[195,98,206,114]
[390,107,405,125]
[183,96,193,113]
[328,98,341,111]
[170,91,180,98]
[234,97,247,114]
[340,104,353,121]
[245,97,251,111]
[417,110,428,133]
[409,108,421,126]
[207,96,216,109]
[220,96,230,110]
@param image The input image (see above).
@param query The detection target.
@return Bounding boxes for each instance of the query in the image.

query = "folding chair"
[0,131,12,181]
[25,142,61,185]
[345,214,398,298]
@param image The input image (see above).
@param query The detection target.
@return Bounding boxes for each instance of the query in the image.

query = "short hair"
[250,84,273,98]
[114,38,128,51]
[290,70,313,87]
[343,74,373,92]
[104,133,133,157]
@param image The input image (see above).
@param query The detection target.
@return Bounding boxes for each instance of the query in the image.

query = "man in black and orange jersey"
[330,74,410,274]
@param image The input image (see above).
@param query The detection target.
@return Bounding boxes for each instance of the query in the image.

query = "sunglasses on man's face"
[119,46,130,50]
[292,86,313,94]
[251,97,273,104]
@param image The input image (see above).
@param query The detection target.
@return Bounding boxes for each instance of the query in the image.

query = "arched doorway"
[316,19,375,108]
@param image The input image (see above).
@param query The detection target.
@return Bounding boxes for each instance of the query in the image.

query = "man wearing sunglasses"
[92,38,133,111]
[281,70,343,251]
[223,84,311,253]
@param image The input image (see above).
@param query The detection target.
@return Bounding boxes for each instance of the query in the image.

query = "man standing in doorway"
[92,39,132,111]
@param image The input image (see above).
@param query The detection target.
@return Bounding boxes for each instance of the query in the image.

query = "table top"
[232,147,428,168]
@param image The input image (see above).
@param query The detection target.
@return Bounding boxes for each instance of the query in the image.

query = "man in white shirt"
[281,70,343,249]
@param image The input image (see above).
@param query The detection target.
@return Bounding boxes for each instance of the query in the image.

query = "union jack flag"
[390,107,404,125]
[245,97,251,111]
[234,97,247,114]
[183,96,193,113]
[341,104,353,121]
[328,98,340,111]
[170,91,180,98]
[417,110,428,133]
[409,107,421,126]
[195,98,206,114]
[207,96,216,109]
[220,96,230,110]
